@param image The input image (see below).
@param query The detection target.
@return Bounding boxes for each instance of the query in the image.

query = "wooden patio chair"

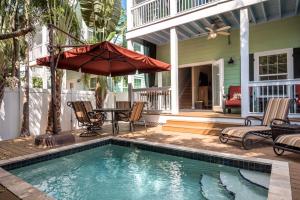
[116,101,147,133]
[219,98,292,149]
[115,101,131,121]
[82,101,106,123]
[67,101,104,137]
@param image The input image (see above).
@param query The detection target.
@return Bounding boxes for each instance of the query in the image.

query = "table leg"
[111,111,115,135]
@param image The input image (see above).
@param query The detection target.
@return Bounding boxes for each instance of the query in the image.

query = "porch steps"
[162,120,239,135]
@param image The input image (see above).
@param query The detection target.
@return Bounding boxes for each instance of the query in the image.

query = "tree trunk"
[0,64,8,108]
[20,0,30,137]
[46,70,63,134]
[95,83,107,109]
[20,40,30,136]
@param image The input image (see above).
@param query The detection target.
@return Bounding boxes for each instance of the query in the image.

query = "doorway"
[191,59,224,112]
[193,65,212,110]
[179,68,192,109]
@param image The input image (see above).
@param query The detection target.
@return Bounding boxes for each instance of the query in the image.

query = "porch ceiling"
[139,0,300,45]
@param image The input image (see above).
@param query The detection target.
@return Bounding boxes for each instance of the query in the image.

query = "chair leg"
[129,122,134,132]
[273,146,284,156]
[219,133,229,143]
[242,133,252,150]
[144,119,147,133]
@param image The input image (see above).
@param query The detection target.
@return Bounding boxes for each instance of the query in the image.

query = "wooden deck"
[0,124,300,199]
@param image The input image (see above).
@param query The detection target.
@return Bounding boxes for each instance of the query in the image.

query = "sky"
[122,0,126,9]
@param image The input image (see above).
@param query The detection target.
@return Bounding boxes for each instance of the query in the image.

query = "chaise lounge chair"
[273,134,300,155]
[219,98,292,149]
[68,101,105,137]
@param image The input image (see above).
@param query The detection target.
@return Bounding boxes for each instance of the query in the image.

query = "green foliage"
[79,0,121,42]
[44,0,80,46]
[32,76,43,88]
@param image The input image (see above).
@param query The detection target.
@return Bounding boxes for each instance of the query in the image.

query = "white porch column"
[127,39,134,86]
[157,72,163,87]
[127,39,134,104]
[240,8,250,117]
[170,27,179,114]
[170,0,179,114]
[127,0,134,30]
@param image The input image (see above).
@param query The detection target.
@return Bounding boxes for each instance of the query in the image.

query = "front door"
[212,59,224,112]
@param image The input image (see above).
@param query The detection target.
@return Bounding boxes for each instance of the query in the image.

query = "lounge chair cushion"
[222,126,271,138]
[262,98,290,126]
[275,134,300,148]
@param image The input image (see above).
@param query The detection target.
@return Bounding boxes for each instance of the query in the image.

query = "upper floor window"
[254,49,293,81]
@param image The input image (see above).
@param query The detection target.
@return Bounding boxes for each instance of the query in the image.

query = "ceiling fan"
[205,24,231,40]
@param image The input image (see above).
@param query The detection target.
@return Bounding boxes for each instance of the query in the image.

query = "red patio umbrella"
[36,41,170,76]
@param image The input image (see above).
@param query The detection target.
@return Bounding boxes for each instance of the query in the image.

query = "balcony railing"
[177,0,218,13]
[132,0,170,28]
[248,79,300,114]
[131,0,220,28]
[132,86,172,112]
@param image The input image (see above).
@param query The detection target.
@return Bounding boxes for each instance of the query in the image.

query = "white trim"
[253,48,293,81]
[179,60,215,68]
[126,0,268,39]
[212,58,224,112]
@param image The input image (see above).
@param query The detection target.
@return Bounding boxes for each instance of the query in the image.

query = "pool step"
[239,169,270,189]
[162,120,239,135]
[219,171,267,200]
[200,174,233,200]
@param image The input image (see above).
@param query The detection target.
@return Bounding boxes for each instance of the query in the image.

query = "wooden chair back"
[68,101,90,124]
[129,102,145,122]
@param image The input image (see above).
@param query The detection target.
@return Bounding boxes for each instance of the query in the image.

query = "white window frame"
[254,48,293,81]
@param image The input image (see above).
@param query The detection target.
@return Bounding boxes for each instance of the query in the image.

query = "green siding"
[157,16,300,92]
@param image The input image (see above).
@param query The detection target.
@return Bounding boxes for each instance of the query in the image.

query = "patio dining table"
[94,108,130,135]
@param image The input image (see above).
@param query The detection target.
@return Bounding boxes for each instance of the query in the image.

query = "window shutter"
[249,54,254,81]
[293,48,300,78]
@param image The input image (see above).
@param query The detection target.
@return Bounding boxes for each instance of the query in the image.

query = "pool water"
[11,145,268,200]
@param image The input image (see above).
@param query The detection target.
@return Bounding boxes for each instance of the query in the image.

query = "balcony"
[131,0,220,28]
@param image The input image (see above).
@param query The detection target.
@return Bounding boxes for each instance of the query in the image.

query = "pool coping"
[0,136,292,200]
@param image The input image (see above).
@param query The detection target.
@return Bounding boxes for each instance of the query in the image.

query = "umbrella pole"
[48,24,58,135]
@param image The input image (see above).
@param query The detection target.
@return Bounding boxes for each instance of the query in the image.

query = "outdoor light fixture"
[228,57,234,64]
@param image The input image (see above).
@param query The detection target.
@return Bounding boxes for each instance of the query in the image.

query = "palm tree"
[20,0,31,136]
[41,0,80,134]
[79,0,122,108]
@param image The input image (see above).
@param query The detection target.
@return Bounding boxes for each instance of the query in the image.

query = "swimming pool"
[10,142,268,200]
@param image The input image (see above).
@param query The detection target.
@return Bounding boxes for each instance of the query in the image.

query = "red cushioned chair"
[224,86,241,114]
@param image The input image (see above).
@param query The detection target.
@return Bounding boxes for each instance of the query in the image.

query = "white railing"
[177,0,218,13]
[131,0,221,27]
[132,86,172,112]
[29,43,49,62]
[132,0,170,27]
[29,44,43,62]
[248,79,300,114]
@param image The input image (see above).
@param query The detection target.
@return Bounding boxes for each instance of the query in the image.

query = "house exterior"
[126,0,300,117]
